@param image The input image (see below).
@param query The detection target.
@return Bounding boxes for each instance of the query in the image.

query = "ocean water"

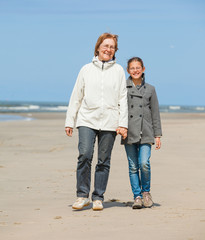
[0,101,67,122]
[0,101,205,122]
[159,105,205,113]
[0,101,68,113]
[0,114,33,122]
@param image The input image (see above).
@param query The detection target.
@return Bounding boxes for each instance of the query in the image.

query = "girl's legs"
[125,143,142,199]
[138,143,152,193]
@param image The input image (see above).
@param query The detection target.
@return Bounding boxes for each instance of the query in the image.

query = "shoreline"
[1,111,205,122]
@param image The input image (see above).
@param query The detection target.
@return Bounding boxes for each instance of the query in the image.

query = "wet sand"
[0,112,205,240]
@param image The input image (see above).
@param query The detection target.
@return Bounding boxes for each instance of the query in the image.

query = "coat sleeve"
[150,87,162,137]
[65,67,85,128]
[118,68,128,128]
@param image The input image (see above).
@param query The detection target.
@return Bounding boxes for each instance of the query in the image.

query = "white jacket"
[65,56,128,131]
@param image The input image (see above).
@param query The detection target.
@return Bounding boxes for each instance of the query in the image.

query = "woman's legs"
[92,131,116,201]
[77,127,116,201]
[77,127,97,198]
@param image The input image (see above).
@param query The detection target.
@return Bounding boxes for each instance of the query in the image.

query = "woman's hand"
[116,127,128,139]
[155,137,161,150]
[65,127,73,137]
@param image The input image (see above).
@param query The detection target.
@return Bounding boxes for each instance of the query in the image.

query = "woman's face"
[97,38,115,61]
[127,61,145,80]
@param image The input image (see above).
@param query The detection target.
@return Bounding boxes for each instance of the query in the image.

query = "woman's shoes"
[72,197,90,210]
[72,198,103,211]
[92,200,103,211]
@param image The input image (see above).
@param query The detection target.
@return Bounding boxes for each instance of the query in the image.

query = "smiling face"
[97,38,116,61]
[127,60,145,81]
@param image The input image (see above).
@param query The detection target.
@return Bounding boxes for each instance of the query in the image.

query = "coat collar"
[127,73,146,88]
[92,56,116,70]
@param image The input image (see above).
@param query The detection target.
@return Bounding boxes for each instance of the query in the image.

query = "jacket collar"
[92,56,116,70]
[127,73,146,88]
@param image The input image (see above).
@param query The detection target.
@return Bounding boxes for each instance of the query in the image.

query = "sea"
[0,100,205,122]
[0,101,67,122]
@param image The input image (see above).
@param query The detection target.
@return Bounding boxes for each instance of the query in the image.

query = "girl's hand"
[155,137,161,150]
[65,127,73,137]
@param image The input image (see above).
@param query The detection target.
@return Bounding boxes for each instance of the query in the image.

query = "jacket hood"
[92,56,116,70]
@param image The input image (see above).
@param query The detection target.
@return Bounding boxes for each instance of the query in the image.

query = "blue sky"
[0,0,205,106]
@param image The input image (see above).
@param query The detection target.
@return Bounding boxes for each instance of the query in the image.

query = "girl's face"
[127,61,145,80]
[98,38,115,62]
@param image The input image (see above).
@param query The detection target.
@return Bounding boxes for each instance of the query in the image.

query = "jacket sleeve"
[118,68,128,128]
[65,67,85,128]
[150,87,162,137]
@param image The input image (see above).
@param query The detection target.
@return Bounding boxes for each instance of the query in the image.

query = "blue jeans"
[76,126,116,201]
[125,143,151,199]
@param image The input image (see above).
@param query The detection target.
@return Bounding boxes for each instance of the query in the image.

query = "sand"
[0,112,205,240]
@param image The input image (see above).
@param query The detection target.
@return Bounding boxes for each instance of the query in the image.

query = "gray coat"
[122,74,162,145]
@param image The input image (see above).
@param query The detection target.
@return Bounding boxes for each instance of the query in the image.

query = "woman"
[122,57,162,209]
[65,33,128,211]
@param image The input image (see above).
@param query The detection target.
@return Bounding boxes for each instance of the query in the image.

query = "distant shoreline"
[1,112,205,122]
[0,101,205,114]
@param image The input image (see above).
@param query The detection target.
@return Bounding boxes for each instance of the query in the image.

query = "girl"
[122,57,162,209]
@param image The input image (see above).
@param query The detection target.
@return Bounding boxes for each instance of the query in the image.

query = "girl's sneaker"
[142,192,153,208]
[132,196,143,209]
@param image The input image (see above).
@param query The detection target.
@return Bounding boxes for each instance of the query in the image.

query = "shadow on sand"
[103,199,161,209]
[70,199,161,211]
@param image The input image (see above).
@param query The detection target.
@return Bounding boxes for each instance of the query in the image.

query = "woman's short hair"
[94,33,118,58]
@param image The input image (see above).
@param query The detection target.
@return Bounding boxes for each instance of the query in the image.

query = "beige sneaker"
[142,192,153,208]
[92,200,103,211]
[132,196,143,209]
[72,197,90,210]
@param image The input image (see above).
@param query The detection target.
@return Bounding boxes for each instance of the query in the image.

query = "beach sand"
[0,112,205,240]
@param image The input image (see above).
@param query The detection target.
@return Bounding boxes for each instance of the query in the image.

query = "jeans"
[76,126,116,201]
[125,143,151,199]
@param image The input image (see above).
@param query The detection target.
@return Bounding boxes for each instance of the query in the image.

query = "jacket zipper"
[99,61,105,130]
[102,61,105,70]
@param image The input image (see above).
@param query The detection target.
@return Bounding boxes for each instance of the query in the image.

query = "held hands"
[155,137,161,150]
[116,127,128,139]
[66,126,128,139]
[65,127,73,137]
[116,128,161,148]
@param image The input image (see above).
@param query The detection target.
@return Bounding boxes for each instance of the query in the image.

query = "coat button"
[130,115,133,118]
[140,105,142,107]
[131,105,134,108]
[139,114,142,117]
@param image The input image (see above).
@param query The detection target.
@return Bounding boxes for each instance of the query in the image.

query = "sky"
[0,0,205,106]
